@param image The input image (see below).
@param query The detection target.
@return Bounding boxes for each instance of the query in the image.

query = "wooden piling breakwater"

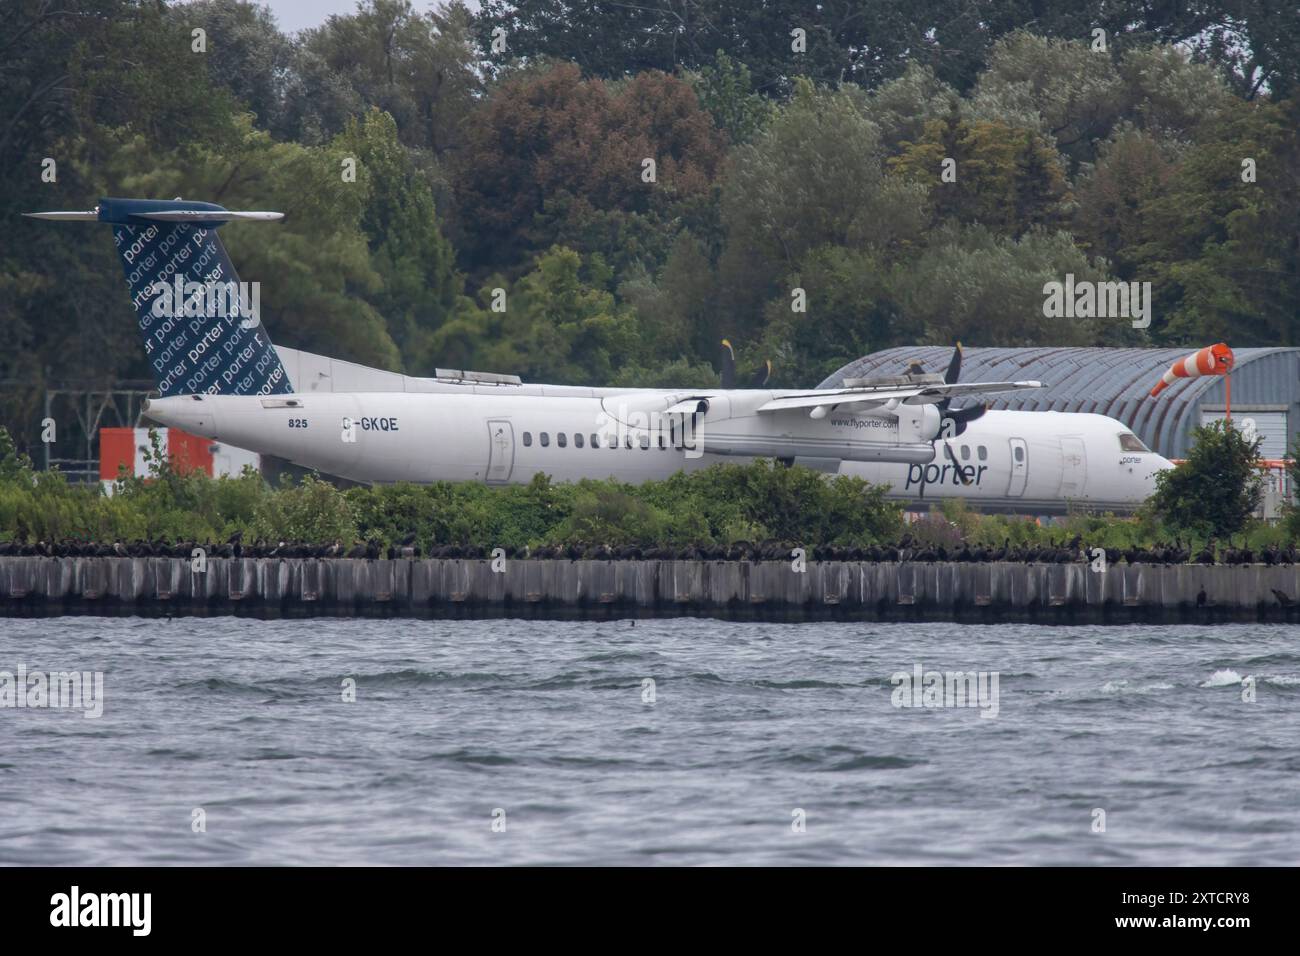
[2,556,1299,622]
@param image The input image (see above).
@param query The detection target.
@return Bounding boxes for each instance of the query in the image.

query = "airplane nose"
[142,395,219,437]
[1144,454,1175,486]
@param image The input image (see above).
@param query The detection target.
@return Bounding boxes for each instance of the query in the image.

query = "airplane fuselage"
[145,390,1171,514]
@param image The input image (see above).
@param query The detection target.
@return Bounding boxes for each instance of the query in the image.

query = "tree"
[618,232,717,360]
[336,109,461,374]
[1129,96,1300,345]
[968,32,1127,169]
[1149,420,1263,539]
[717,80,926,339]
[25,114,406,375]
[165,0,296,135]
[452,62,724,273]
[1072,126,1178,273]
[892,224,1109,346]
[686,50,773,145]
[756,245,897,386]
[430,246,642,385]
[968,33,1237,170]
[475,0,1262,97]
[299,0,481,155]
[865,62,958,155]
[890,106,1070,236]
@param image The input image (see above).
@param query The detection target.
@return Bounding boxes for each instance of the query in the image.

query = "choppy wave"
[3,617,1300,866]
[1200,668,1245,687]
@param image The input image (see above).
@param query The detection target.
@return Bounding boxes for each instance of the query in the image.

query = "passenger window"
[977,445,987,461]
[522,432,532,447]
[625,435,633,449]
[557,432,567,448]
[1013,446,1024,463]
[639,433,650,449]
[540,432,550,447]
[658,434,666,449]
[591,433,600,448]
[574,433,584,448]
[961,445,970,461]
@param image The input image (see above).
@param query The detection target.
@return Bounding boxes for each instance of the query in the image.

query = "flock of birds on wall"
[2,533,1299,567]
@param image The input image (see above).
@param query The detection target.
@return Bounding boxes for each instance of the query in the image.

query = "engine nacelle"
[894,403,942,442]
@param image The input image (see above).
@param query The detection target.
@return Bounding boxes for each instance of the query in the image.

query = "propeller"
[933,342,986,486]
[935,342,987,439]
[720,339,736,388]
[720,339,772,388]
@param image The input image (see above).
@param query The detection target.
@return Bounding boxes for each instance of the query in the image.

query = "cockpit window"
[1118,432,1150,452]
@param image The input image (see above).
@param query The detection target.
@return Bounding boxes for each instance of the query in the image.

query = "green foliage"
[4,418,1295,553]
[0,429,34,483]
[0,426,267,544]
[1150,421,1264,539]
[717,80,927,339]
[451,62,724,273]
[476,0,1291,99]
[336,109,461,373]
[4,1,1300,455]
[1129,97,1300,345]
[431,246,643,384]
[687,50,773,145]
[0,439,907,551]
[890,107,1071,236]
[252,475,358,544]
[757,245,896,386]
[296,0,481,152]
[893,225,1110,346]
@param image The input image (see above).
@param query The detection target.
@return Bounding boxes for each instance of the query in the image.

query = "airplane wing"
[757,380,1043,414]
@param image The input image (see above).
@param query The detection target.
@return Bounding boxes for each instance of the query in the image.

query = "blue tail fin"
[28,197,292,396]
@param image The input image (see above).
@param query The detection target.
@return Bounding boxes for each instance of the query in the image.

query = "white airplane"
[30,199,1173,512]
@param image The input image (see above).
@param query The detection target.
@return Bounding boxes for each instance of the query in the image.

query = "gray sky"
[258,0,479,34]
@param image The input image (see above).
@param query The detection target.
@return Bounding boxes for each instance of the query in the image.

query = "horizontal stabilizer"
[25,209,282,222]
[24,198,283,228]
[135,210,283,222]
[23,210,100,221]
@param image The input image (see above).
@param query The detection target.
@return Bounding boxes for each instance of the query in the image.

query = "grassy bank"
[2,429,1294,557]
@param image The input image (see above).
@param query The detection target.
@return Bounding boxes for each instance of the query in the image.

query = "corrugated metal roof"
[819,347,1300,458]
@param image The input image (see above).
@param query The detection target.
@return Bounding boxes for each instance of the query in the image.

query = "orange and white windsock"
[1149,343,1234,397]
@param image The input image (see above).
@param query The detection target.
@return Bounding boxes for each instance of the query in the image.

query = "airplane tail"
[26,197,293,397]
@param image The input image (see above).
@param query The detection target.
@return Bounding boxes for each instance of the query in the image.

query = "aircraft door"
[1059,437,1086,498]
[486,419,515,484]
[1007,437,1028,497]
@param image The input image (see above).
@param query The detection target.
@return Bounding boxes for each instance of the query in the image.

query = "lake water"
[1,617,1297,865]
